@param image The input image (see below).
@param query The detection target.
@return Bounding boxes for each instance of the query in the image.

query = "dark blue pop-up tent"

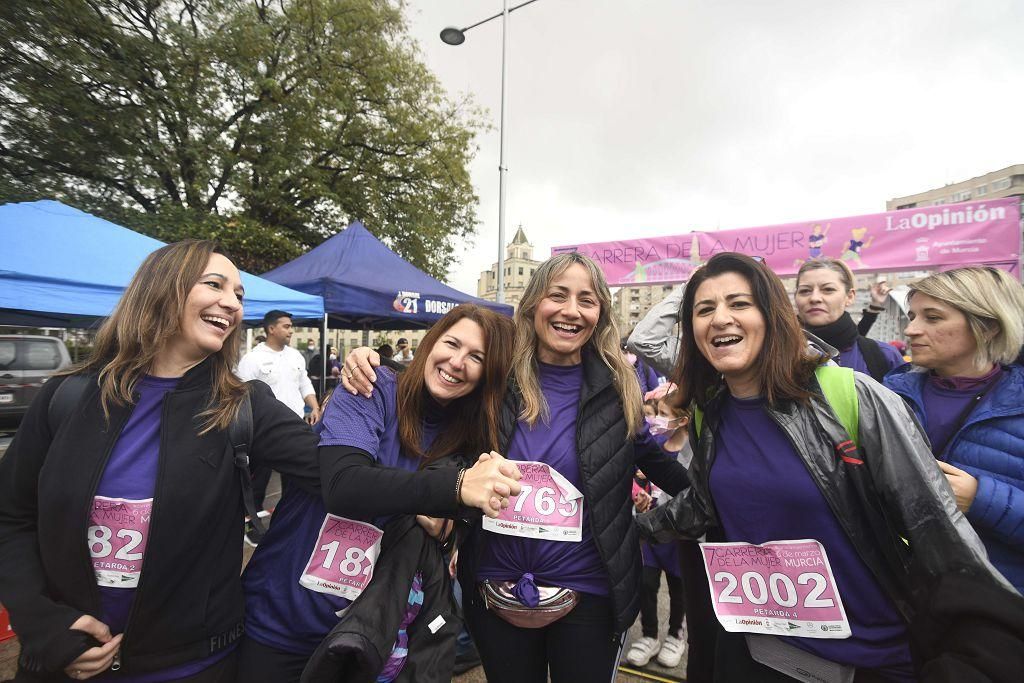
[262,221,513,328]
[0,200,324,327]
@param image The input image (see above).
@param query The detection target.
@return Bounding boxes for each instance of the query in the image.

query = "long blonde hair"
[67,240,248,434]
[511,252,643,435]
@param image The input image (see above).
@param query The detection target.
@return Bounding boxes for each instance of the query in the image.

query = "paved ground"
[0,466,686,682]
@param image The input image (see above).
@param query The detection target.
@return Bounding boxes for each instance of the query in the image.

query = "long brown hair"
[511,252,643,435]
[396,304,514,465]
[67,240,248,434]
[673,252,820,410]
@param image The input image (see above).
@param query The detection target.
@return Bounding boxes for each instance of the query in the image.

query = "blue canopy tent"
[262,221,513,329]
[0,200,324,327]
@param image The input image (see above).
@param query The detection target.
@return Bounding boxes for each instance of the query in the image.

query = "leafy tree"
[0,0,484,277]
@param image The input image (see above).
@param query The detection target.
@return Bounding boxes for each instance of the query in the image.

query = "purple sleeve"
[317,374,392,456]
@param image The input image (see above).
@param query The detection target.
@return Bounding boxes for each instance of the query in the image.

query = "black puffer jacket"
[460,350,688,634]
[0,359,320,677]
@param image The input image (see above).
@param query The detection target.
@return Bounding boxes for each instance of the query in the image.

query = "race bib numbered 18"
[299,515,383,601]
[481,461,583,542]
[700,539,851,639]
[89,496,153,588]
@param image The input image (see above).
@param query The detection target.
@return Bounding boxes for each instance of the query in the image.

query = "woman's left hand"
[938,461,978,513]
[869,280,891,306]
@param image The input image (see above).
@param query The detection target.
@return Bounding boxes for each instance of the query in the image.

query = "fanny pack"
[479,580,579,629]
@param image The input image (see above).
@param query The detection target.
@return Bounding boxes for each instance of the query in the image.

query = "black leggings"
[680,540,718,683]
[234,636,309,683]
[463,587,624,683]
[639,565,685,638]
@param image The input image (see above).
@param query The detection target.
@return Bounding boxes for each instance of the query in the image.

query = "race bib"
[700,539,851,639]
[88,496,153,588]
[481,461,583,542]
[299,515,383,600]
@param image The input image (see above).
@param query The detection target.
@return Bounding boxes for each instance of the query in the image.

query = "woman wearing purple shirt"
[794,258,905,381]
[884,267,1024,594]
[637,253,1022,682]
[0,241,323,682]
[457,253,688,683]
[238,305,521,682]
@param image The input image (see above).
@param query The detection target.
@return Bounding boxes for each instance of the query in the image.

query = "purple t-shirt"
[92,375,233,682]
[242,370,435,655]
[922,367,1004,458]
[837,340,905,377]
[709,396,913,674]
[476,362,608,596]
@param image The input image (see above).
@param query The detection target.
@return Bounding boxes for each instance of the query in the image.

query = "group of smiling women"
[1,239,1022,683]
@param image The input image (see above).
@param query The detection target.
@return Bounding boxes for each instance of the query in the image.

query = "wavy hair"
[66,240,248,434]
[672,252,821,410]
[908,267,1024,367]
[396,304,514,466]
[512,252,643,435]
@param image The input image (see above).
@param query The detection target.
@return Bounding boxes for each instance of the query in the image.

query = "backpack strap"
[855,336,891,383]
[47,374,91,434]
[228,389,263,534]
[814,365,859,448]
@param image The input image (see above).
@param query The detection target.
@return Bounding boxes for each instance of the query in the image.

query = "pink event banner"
[552,197,1021,286]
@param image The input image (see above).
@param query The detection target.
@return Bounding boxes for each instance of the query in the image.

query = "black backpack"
[47,375,266,534]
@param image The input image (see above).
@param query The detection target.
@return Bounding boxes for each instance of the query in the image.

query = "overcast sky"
[402,0,1024,294]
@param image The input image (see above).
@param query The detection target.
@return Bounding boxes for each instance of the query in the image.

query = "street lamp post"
[441,0,541,304]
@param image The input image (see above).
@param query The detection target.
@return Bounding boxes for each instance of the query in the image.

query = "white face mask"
[307,344,315,351]
[329,353,337,360]
[645,415,681,436]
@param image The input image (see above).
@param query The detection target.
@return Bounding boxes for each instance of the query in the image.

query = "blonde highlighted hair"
[908,267,1024,367]
[65,240,248,434]
[511,252,643,435]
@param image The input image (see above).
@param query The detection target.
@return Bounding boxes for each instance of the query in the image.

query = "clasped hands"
[460,451,523,518]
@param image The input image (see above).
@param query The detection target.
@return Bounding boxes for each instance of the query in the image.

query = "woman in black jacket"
[794,258,904,381]
[0,240,321,682]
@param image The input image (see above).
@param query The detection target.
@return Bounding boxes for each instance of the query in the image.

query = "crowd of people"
[1,239,1023,683]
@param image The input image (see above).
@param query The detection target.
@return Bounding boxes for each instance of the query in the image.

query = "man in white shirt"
[238,310,320,423]
[395,337,414,364]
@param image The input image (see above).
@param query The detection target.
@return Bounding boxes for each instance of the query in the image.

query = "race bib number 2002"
[700,539,851,639]
[481,461,583,542]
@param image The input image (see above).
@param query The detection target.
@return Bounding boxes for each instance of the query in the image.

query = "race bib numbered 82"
[481,461,583,543]
[299,515,383,601]
[700,539,851,639]
[89,496,153,588]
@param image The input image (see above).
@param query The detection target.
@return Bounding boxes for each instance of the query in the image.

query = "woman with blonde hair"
[458,252,688,682]
[0,240,321,681]
[794,258,904,381]
[885,266,1024,593]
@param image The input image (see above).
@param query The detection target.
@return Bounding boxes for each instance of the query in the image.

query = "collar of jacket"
[885,363,1024,422]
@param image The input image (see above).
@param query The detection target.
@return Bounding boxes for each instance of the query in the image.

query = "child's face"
[643,404,657,419]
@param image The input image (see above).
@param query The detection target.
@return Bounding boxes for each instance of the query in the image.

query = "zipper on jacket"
[115,391,173,669]
[82,403,136,634]
[572,382,625,643]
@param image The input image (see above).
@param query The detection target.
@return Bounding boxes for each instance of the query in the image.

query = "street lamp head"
[440,27,466,45]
